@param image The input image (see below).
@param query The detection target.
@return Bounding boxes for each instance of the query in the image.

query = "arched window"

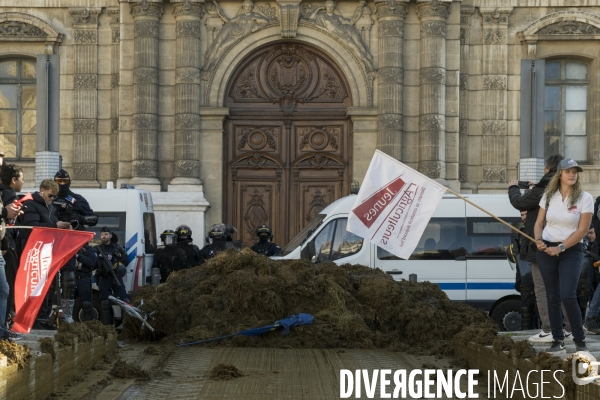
[0,58,36,160]
[544,60,589,161]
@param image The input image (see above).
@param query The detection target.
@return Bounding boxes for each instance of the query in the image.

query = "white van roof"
[319,193,517,218]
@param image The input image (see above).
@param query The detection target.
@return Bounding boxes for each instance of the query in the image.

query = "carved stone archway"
[224,42,353,247]
[0,12,63,53]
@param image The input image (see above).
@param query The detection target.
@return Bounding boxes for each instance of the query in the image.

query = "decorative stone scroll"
[73,164,96,180]
[74,30,96,43]
[415,1,450,19]
[112,30,120,43]
[483,120,506,135]
[175,160,200,177]
[176,20,202,38]
[536,21,600,35]
[175,68,201,83]
[420,67,446,84]
[419,161,444,179]
[132,160,159,177]
[175,114,201,129]
[483,29,507,44]
[420,21,447,37]
[130,1,164,18]
[70,8,101,25]
[483,75,507,90]
[302,1,375,69]
[420,115,445,130]
[0,21,47,37]
[134,68,158,83]
[172,1,205,18]
[378,67,403,84]
[74,74,97,89]
[483,166,506,182]
[74,119,96,133]
[134,21,159,38]
[203,1,276,72]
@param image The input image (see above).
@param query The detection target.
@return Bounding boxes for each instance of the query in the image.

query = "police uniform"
[153,245,187,282]
[96,234,129,325]
[75,244,98,321]
[250,241,281,257]
[250,224,281,257]
[201,223,240,260]
[174,225,203,267]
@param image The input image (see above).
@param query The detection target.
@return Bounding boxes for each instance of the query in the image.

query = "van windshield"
[281,213,326,256]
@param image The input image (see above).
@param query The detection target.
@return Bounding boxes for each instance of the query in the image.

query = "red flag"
[12,228,94,333]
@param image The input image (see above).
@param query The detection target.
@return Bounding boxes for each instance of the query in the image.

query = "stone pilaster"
[170,1,204,186]
[459,6,475,192]
[108,8,120,185]
[375,1,407,161]
[416,0,450,184]
[130,0,164,189]
[69,7,101,187]
[478,7,512,192]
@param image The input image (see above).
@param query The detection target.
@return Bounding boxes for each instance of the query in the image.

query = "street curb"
[0,333,118,400]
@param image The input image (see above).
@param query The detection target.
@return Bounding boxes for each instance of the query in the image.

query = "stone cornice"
[416,1,450,20]
[69,7,101,27]
[130,1,164,19]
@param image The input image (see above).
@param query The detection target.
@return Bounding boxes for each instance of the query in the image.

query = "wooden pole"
[445,187,538,244]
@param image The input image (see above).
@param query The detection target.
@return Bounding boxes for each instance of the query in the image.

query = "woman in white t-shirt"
[534,158,593,354]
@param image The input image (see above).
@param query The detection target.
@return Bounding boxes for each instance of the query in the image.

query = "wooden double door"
[225,118,351,248]
[223,42,354,248]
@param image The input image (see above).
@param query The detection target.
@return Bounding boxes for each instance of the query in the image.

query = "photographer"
[95,227,129,325]
[508,154,570,342]
[20,179,71,328]
[52,169,95,323]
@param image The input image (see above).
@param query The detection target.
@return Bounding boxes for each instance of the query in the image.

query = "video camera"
[52,195,98,228]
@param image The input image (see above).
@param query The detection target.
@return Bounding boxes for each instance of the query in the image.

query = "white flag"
[347,150,447,260]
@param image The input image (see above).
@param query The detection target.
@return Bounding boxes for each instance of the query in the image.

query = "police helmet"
[208,223,228,239]
[225,224,237,240]
[175,224,192,241]
[256,224,272,239]
[160,229,177,245]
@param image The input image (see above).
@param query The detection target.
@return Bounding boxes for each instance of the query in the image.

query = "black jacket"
[19,192,59,252]
[95,242,128,278]
[508,171,555,263]
[76,243,98,275]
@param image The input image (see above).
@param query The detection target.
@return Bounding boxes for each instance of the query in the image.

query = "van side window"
[143,212,157,254]
[312,218,363,262]
[467,217,522,258]
[377,218,467,260]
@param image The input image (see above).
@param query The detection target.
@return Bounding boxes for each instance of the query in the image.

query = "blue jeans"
[537,242,584,342]
[0,254,8,331]
[588,283,600,318]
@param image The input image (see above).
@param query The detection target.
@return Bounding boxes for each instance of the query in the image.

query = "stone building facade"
[1,0,600,246]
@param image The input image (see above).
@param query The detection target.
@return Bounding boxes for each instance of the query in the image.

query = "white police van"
[275,194,523,330]
[68,188,156,320]
[72,188,157,293]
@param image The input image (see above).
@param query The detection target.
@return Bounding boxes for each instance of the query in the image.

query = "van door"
[373,198,468,301]
[465,211,521,310]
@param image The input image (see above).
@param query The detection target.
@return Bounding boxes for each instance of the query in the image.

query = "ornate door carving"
[225,43,352,247]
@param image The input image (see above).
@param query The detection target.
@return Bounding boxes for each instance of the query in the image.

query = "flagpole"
[444,188,538,244]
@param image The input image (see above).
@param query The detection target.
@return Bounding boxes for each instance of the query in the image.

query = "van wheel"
[490,300,522,331]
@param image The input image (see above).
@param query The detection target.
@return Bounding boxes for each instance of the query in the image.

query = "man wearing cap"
[95,227,129,325]
[53,169,94,323]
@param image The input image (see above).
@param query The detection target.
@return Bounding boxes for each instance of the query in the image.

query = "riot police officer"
[153,229,187,282]
[74,243,98,321]
[201,223,240,260]
[250,225,281,256]
[175,224,202,267]
[53,169,95,323]
[95,227,129,325]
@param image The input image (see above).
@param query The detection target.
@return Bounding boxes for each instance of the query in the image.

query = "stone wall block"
[134,38,159,68]
[134,83,159,112]
[73,90,98,119]
[419,84,446,115]
[482,135,507,165]
[482,91,507,120]
[74,45,98,74]
[175,84,201,114]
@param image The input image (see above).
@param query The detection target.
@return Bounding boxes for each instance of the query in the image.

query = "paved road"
[53,343,495,400]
